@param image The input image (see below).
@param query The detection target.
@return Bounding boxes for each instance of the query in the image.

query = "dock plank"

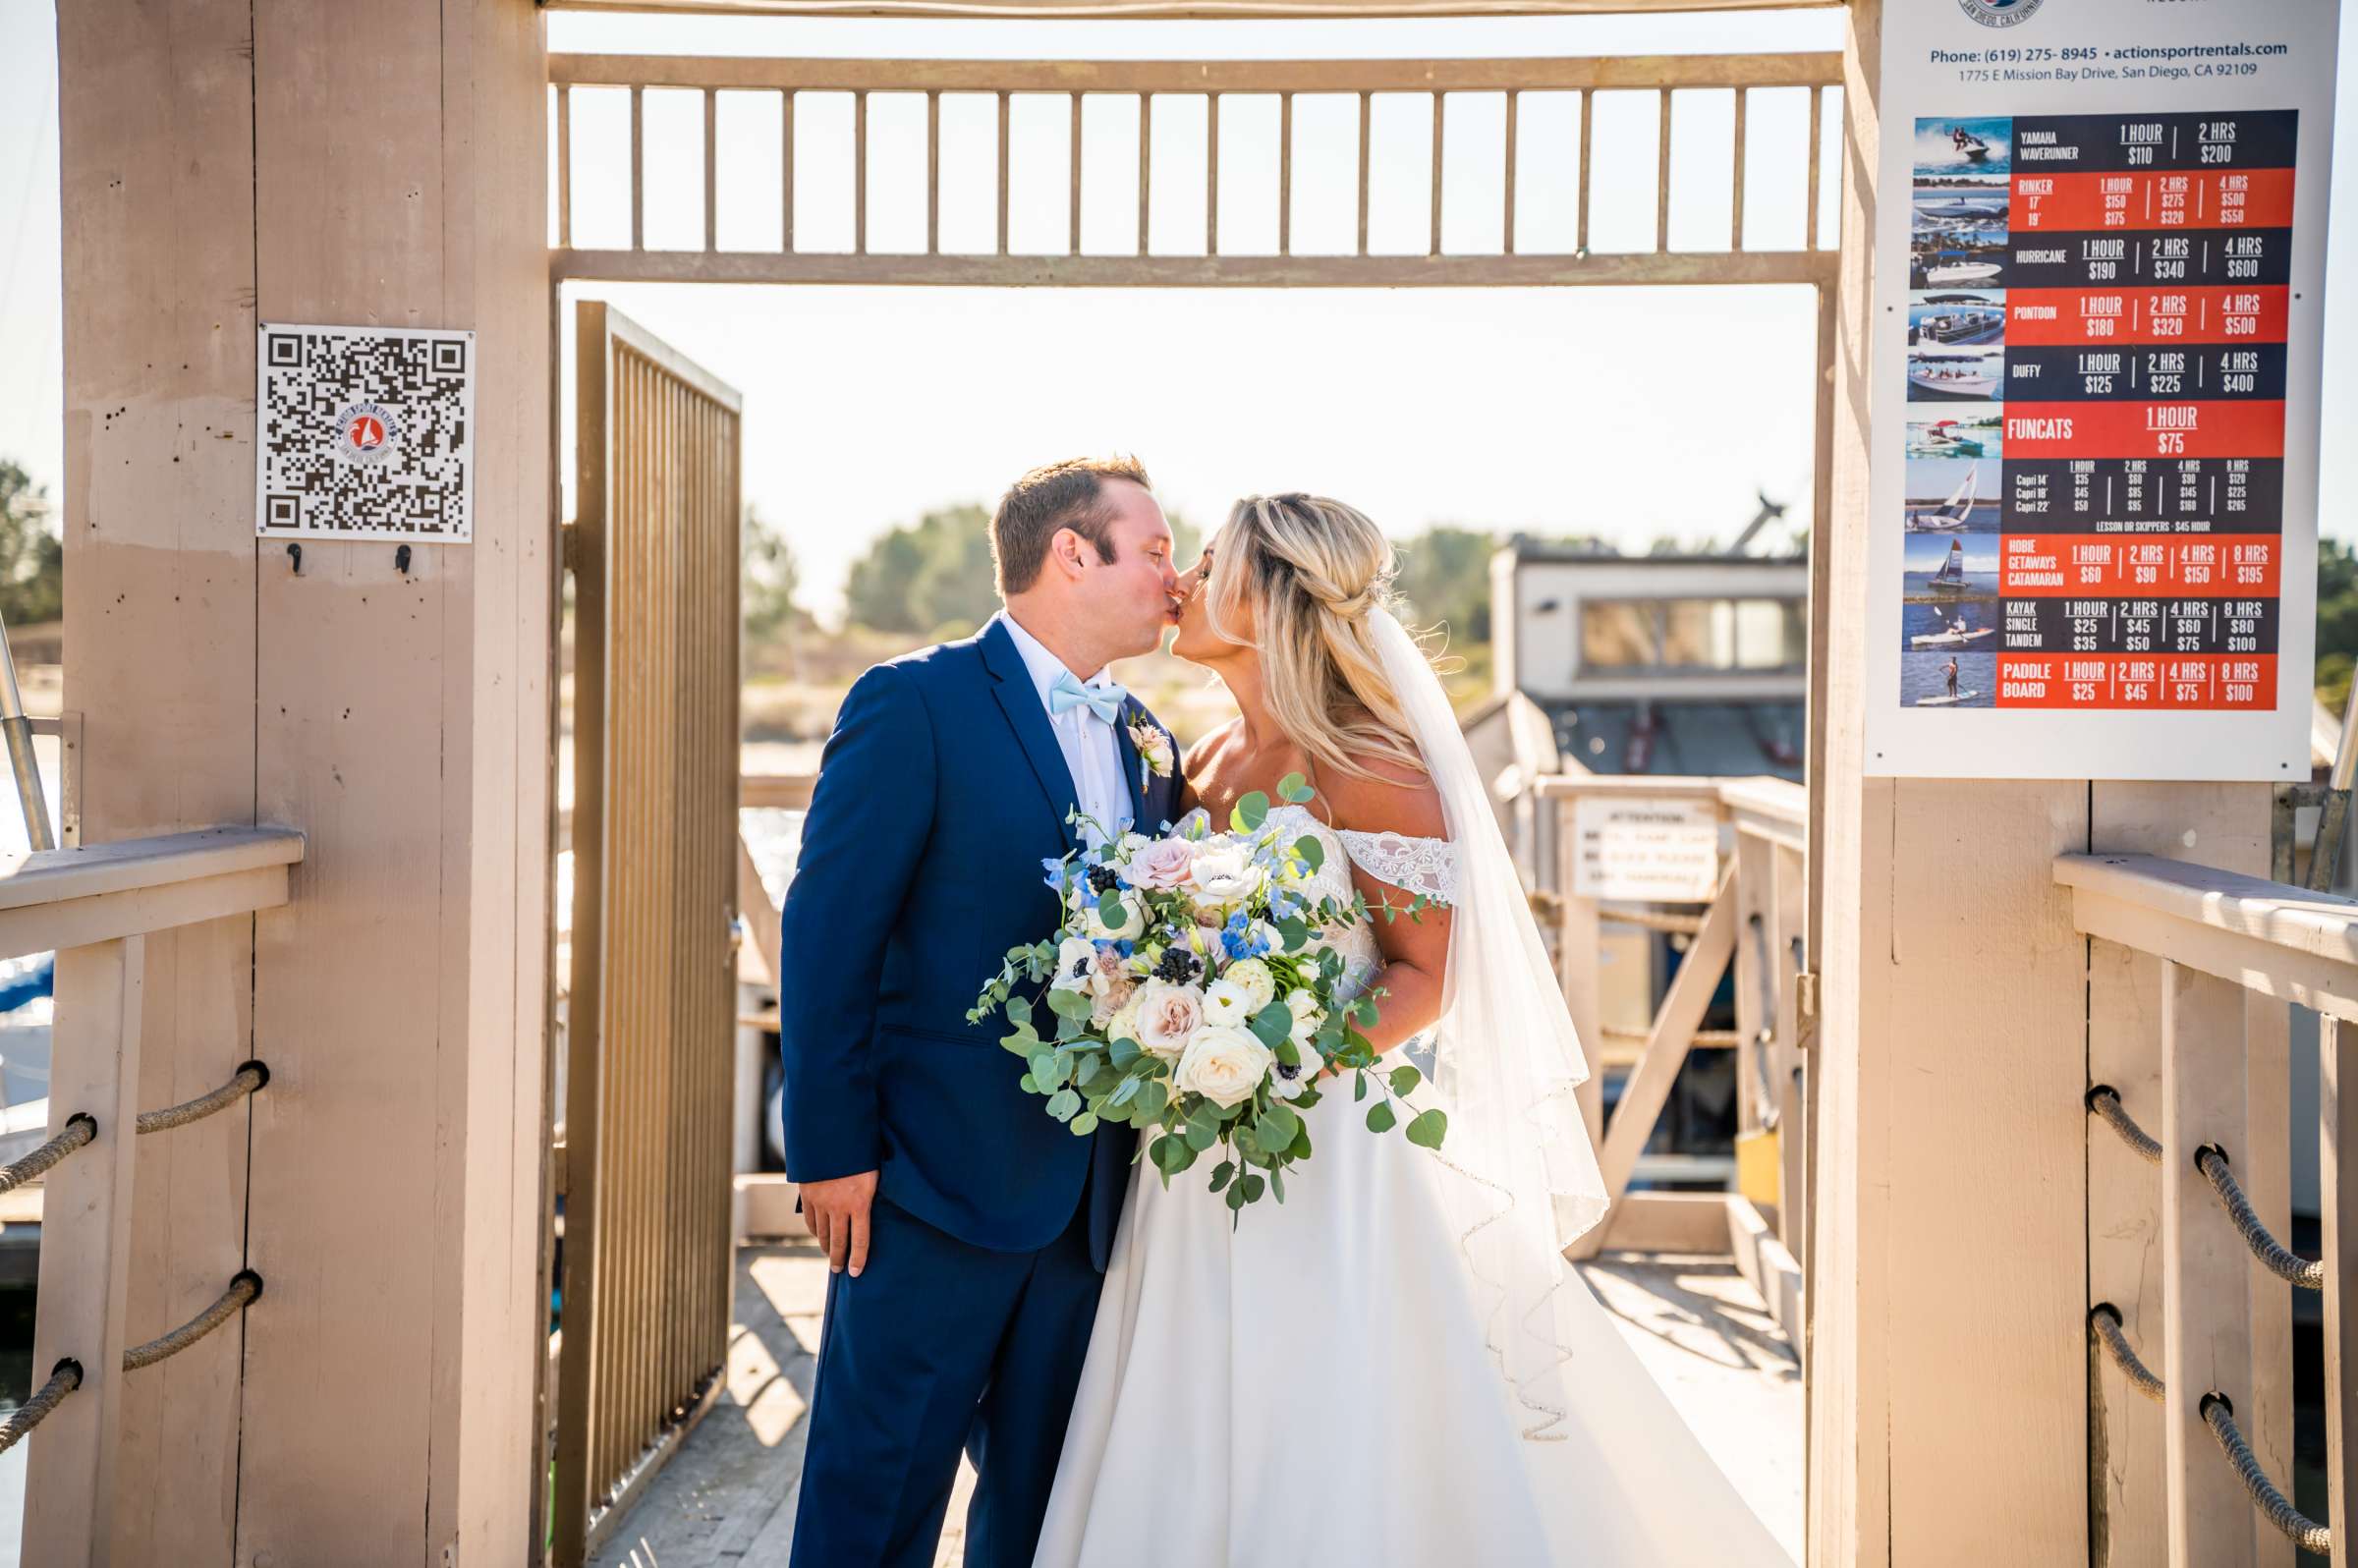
[593,1242,1804,1567]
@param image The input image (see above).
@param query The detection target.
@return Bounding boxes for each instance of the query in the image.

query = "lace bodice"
[1263,804,1456,980]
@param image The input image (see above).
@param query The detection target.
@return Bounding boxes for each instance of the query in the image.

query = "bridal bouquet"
[968,775,1447,1217]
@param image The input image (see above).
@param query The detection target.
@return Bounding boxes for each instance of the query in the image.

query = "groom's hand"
[802,1170,879,1277]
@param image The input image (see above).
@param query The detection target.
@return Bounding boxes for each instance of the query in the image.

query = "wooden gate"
[556,301,745,1564]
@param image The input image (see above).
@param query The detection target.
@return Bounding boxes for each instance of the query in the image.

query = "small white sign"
[1573,798,1721,903]
[256,322,475,543]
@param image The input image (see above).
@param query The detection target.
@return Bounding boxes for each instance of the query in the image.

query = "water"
[1900,597,2001,649]
[1899,650,1996,709]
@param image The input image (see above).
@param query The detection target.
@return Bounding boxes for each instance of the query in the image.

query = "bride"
[1031,493,1795,1567]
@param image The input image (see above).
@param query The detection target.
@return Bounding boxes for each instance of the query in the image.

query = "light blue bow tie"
[1048,669,1127,725]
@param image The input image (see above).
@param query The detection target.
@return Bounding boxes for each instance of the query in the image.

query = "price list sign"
[1869,0,2335,780]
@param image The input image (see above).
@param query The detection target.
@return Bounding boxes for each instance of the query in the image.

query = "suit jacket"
[777,613,1187,1268]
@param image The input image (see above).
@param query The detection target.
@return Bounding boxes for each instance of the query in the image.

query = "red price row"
[2003,285,2288,347]
[1999,533,2278,596]
[2003,401,2286,459]
[2008,168,2296,232]
[1993,653,2275,710]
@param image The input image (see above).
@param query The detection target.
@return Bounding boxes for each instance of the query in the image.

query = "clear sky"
[4,6,2354,620]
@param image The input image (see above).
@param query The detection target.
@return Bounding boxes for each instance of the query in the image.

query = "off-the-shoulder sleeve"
[1336,827,1459,904]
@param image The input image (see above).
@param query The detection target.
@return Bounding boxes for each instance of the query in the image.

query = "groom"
[779,457,1188,1568]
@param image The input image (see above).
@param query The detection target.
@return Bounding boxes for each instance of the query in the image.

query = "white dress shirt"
[1001,613,1131,845]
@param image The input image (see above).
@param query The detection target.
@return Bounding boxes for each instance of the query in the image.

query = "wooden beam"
[23,937,146,1567]
[1570,863,1739,1260]
[2057,854,2358,1024]
[2161,963,2256,1568]
[2323,1016,2358,1562]
[548,0,1845,18]
[549,53,1845,96]
[555,247,1840,289]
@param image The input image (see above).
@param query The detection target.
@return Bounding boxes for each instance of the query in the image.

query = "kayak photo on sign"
[1902,650,1996,709]
[1902,457,1999,534]
[1906,344,2004,402]
[1913,116,2012,185]
[1903,411,2002,460]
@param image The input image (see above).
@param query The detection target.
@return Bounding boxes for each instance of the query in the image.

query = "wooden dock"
[590,1241,1805,1567]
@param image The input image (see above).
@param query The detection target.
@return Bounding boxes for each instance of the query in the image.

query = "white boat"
[1927,537,1972,595]
[1906,465,1981,532]
[1914,689,1985,707]
[1908,360,1999,398]
[1925,261,2002,285]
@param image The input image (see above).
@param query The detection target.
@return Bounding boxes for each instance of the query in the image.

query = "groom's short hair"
[991,455,1153,596]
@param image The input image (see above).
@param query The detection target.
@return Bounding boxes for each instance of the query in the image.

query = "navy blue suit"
[780,614,1184,1568]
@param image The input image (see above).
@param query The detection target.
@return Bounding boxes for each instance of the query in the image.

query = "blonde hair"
[1203,493,1429,783]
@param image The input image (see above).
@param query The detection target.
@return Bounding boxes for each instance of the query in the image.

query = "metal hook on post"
[286,541,302,577]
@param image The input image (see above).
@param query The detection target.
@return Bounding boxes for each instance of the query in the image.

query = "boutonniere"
[1127,717,1175,787]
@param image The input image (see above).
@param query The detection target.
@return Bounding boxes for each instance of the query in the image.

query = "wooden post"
[1814,2,2091,1561]
[53,2,554,1562]
[2160,962,2256,1568]
[24,937,147,1568]
[2323,1015,2358,1561]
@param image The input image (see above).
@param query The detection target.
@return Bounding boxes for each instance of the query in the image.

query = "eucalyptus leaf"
[1353,1070,1369,1102]
[1108,1076,1143,1108]
[1288,1119,1315,1159]
[1045,1089,1083,1121]
[1366,1099,1397,1135]
[1239,1174,1266,1204]
[1258,1101,1300,1152]
[1046,985,1094,1021]
[1248,1002,1293,1053]
[1028,1050,1057,1087]
[1405,1107,1449,1149]
[1292,834,1325,871]
[1226,1182,1248,1212]
[1270,1167,1287,1204]
[1097,888,1127,925]
[1209,1159,1236,1193]
[1388,1064,1422,1097]
[1108,1036,1142,1070]
[1276,771,1314,804]
[1276,917,1310,953]
[1006,995,1034,1028]
[1070,1110,1100,1137]
[1019,1073,1039,1093]
[1184,1117,1217,1153]
[1231,791,1269,834]
[1135,1081,1171,1121]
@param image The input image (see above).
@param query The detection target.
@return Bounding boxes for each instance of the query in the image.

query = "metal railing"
[1525,773,1809,1350]
[0,825,303,1561]
[2059,851,2358,1565]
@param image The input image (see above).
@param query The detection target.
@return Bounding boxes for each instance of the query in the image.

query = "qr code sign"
[255,323,475,543]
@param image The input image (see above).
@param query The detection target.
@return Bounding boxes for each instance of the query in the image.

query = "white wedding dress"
[1028,603,1782,1556]
[1030,798,1795,1568]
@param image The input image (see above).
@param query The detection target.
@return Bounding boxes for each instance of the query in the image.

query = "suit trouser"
[788,1185,1102,1568]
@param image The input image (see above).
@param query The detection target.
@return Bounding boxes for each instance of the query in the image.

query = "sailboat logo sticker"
[332,401,400,466]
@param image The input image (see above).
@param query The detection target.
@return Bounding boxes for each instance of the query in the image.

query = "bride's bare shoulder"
[1317,752,1447,841]
[1184,717,1243,779]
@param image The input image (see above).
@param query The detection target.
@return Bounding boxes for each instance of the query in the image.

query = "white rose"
[1201,978,1253,1029]
[1130,980,1206,1062]
[1082,889,1146,943]
[1103,992,1144,1046]
[1222,958,1277,1014]
[1175,1025,1275,1109]
[1187,845,1266,912]
[1283,987,1328,1044]
[1050,935,1097,993]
